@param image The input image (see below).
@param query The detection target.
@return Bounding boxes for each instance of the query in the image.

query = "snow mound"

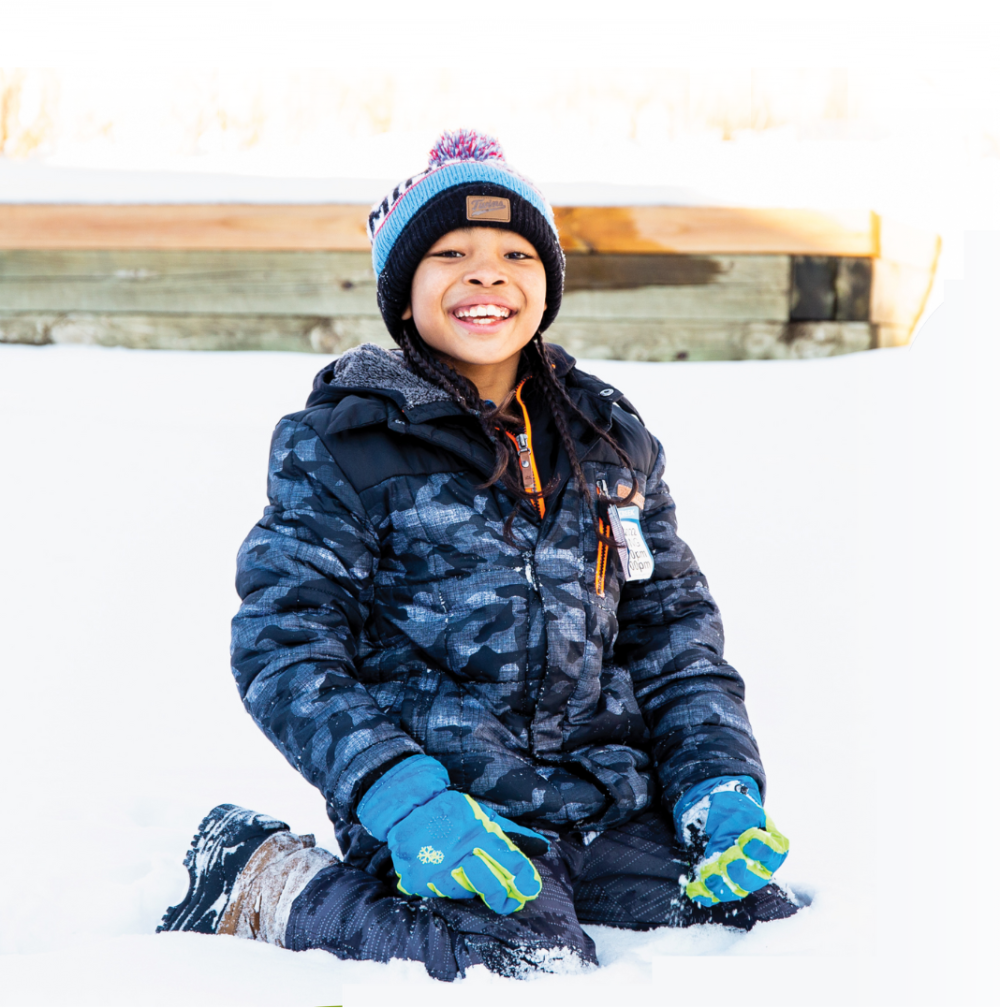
[1,235,997,1005]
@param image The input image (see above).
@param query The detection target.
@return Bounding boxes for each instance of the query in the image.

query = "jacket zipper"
[594,479,628,598]
[595,479,610,597]
[503,376,545,519]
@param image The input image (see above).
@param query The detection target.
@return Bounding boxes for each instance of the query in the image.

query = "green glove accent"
[685,815,790,906]
[388,792,547,915]
[449,842,542,912]
[446,796,543,912]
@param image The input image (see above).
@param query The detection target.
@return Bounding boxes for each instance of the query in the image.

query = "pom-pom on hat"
[367,129,565,344]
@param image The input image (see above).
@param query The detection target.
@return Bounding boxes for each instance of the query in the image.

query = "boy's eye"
[505,251,530,260]
[431,250,464,258]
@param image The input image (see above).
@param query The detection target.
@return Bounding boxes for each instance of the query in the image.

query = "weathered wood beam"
[0,312,330,353]
[548,319,874,361]
[789,256,872,322]
[0,204,877,255]
[0,311,875,361]
[554,207,876,256]
[0,204,371,251]
[0,251,378,315]
[0,251,790,321]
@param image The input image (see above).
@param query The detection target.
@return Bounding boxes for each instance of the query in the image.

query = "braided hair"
[397,320,636,543]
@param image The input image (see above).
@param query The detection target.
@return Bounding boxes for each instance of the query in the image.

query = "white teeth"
[456,304,510,320]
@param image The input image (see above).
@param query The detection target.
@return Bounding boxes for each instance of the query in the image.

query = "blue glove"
[674,776,789,906]
[357,755,549,915]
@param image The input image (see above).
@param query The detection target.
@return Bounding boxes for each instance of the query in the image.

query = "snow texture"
[1,235,998,1006]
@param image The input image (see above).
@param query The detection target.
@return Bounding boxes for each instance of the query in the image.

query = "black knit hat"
[367,129,566,345]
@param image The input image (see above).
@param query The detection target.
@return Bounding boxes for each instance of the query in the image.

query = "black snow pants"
[284,810,797,981]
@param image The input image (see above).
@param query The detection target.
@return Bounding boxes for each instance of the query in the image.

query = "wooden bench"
[0,204,939,361]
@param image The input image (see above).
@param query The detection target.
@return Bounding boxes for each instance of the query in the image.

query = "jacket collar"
[305,341,635,480]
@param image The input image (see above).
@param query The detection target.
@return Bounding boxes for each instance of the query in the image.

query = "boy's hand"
[674,775,789,906]
[388,790,547,914]
[357,754,548,915]
[685,815,789,905]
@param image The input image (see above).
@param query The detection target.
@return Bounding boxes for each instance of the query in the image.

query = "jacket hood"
[306,341,580,413]
[308,343,448,411]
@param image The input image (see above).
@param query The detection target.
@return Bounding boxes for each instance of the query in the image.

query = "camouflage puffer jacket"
[231,343,764,835]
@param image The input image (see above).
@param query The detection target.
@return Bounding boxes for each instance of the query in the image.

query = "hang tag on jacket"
[604,503,632,574]
[615,505,654,581]
[597,479,654,584]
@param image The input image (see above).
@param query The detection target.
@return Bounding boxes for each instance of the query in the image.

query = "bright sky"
[1,1,999,286]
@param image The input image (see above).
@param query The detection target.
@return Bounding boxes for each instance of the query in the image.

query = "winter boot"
[217,830,337,946]
[157,804,291,935]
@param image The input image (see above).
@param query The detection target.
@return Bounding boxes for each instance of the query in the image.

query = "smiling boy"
[158,130,797,980]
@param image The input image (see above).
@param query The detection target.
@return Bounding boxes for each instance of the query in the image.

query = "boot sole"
[157,804,289,935]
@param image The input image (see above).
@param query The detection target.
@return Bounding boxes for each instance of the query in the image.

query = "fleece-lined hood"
[306,341,618,416]
[308,343,451,411]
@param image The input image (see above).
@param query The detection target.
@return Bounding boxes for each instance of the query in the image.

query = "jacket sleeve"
[614,440,766,812]
[231,416,422,822]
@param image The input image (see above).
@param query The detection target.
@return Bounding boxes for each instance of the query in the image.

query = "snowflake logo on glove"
[417,846,444,865]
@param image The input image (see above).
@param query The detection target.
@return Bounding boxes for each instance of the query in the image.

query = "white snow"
[1,236,997,1006]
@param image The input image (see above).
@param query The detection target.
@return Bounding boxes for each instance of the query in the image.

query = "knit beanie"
[367,129,565,344]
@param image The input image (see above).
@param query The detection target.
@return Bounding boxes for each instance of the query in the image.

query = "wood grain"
[560,283,788,322]
[0,250,789,319]
[1,203,876,254]
[0,250,377,314]
[2,311,874,361]
[0,204,372,251]
[547,319,874,361]
[870,257,939,336]
[555,207,876,255]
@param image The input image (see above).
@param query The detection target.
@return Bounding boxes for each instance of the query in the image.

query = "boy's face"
[402,227,547,368]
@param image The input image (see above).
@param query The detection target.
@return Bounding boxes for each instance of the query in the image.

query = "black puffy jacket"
[231,343,764,834]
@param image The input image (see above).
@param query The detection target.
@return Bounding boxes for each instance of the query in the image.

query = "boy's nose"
[464,258,507,287]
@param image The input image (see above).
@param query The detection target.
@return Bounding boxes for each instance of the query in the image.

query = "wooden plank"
[4,311,396,354]
[564,253,788,290]
[790,256,871,321]
[31,312,322,353]
[511,319,874,361]
[1,203,875,254]
[873,323,912,349]
[309,317,397,354]
[876,218,942,270]
[0,313,56,345]
[559,282,788,322]
[870,258,938,333]
[2,312,873,360]
[0,204,371,251]
[0,250,378,315]
[1,250,789,320]
[554,207,876,255]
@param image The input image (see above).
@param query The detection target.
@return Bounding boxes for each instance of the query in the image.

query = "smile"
[453,304,513,325]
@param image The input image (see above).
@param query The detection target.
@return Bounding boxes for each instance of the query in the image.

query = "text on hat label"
[466,196,511,223]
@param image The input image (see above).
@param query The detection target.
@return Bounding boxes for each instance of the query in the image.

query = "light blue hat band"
[371,161,556,276]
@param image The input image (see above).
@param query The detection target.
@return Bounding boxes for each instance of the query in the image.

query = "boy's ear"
[401,304,413,321]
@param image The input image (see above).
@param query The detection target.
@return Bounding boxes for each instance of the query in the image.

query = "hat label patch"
[466,196,511,222]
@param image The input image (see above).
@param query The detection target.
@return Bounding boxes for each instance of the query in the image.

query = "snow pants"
[284,809,796,981]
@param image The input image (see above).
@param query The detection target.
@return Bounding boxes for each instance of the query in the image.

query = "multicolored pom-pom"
[428,129,505,168]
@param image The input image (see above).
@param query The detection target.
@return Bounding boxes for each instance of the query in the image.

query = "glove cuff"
[357,754,449,841]
[673,775,761,838]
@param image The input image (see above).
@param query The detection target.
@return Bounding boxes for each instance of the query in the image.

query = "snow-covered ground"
[1,237,997,1007]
